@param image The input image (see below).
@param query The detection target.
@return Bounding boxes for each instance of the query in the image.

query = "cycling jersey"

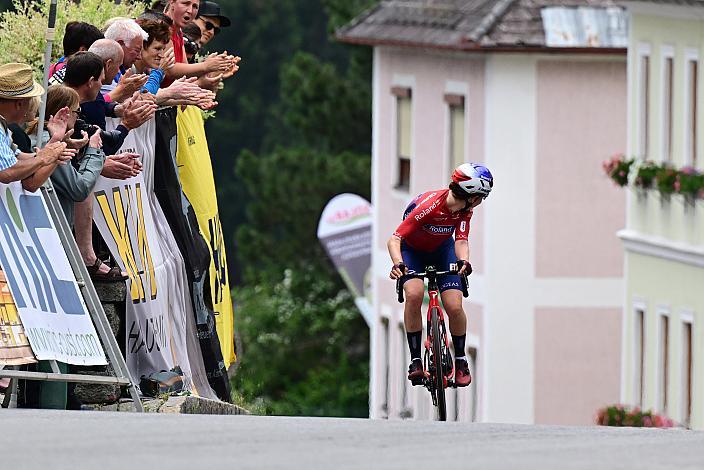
[393,189,472,252]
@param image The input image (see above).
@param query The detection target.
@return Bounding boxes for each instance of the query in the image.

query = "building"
[620,0,704,430]
[339,0,628,423]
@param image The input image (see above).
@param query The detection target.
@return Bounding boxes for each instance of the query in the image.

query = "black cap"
[197,1,231,27]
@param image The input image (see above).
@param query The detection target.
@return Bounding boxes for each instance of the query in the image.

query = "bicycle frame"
[397,264,468,421]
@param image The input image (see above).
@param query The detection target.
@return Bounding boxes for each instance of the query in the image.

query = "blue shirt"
[0,116,19,172]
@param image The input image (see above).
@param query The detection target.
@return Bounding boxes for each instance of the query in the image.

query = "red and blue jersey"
[392,189,472,252]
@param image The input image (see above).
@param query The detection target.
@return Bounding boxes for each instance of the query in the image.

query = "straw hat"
[0,63,44,99]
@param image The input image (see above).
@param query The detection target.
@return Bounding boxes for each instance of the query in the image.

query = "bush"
[0,0,141,80]
[596,404,675,428]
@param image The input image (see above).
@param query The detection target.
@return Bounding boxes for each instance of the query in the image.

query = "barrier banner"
[96,118,217,399]
[317,194,373,325]
[0,269,35,365]
[0,182,105,365]
[176,106,235,368]
[149,109,229,400]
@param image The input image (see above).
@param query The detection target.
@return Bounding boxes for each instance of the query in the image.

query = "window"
[662,53,674,162]
[638,52,651,158]
[392,87,412,191]
[681,319,693,426]
[658,313,669,413]
[686,57,699,166]
[634,308,645,407]
[445,94,466,171]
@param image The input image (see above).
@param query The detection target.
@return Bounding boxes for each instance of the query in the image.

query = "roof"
[622,0,704,5]
[337,0,628,52]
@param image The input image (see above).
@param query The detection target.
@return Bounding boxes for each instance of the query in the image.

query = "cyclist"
[388,163,493,387]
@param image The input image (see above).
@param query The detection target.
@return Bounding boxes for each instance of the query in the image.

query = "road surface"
[2,410,703,469]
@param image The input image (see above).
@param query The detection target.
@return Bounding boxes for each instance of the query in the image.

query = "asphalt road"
[2,410,704,469]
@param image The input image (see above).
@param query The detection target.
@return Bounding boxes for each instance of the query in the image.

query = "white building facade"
[340,0,628,423]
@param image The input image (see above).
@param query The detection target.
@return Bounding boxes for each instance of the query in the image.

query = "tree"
[228,0,376,416]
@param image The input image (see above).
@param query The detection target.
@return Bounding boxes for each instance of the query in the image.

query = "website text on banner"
[176,105,235,368]
[0,182,106,365]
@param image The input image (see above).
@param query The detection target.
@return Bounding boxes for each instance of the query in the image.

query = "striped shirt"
[0,115,19,172]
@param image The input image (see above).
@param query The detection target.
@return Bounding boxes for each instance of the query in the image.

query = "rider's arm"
[387,235,404,266]
[454,239,469,262]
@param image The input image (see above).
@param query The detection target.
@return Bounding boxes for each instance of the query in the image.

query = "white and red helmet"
[451,163,493,198]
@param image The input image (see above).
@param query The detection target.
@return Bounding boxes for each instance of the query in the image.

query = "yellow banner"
[176,106,236,368]
[0,270,36,365]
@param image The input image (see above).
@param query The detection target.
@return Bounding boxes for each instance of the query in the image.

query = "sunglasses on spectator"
[71,107,81,116]
[204,21,220,35]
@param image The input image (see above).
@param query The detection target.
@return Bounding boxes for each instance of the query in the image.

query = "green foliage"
[655,166,678,195]
[227,0,375,416]
[271,51,371,155]
[603,155,704,199]
[596,404,675,428]
[232,267,369,417]
[235,146,370,283]
[0,0,141,80]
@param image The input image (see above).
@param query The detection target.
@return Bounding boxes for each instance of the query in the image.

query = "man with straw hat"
[0,63,75,190]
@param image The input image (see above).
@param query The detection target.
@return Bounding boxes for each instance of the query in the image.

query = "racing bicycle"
[396,263,469,421]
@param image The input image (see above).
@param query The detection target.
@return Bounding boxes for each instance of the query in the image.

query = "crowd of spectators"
[0,0,238,280]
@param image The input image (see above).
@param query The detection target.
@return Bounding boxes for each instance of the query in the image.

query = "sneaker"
[454,358,472,387]
[408,358,425,386]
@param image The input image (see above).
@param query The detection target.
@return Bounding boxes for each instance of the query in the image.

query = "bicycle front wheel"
[431,307,447,421]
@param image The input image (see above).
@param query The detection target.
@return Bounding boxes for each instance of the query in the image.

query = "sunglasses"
[71,107,81,116]
[204,20,220,35]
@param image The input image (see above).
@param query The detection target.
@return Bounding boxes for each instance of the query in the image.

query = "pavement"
[2,410,703,469]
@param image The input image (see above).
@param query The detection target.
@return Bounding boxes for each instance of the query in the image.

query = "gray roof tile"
[338,0,626,51]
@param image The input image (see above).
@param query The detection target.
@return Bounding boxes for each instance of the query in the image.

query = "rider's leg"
[441,288,472,386]
[403,278,425,360]
[440,289,467,339]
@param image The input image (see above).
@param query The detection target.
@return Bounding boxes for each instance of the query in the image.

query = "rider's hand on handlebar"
[390,262,407,280]
[456,259,472,276]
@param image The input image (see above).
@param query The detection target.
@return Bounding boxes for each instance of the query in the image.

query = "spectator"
[103,19,150,103]
[0,63,73,189]
[67,50,154,156]
[164,0,235,89]
[9,94,41,153]
[27,85,110,233]
[193,1,230,47]
[63,53,142,280]
[104,19,149,87]
[134,18,175,94]
[49,22,104,84]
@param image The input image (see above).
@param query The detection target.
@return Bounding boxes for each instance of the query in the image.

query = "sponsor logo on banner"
[0,183,105,365]
[93,174,175,377]
[95,184,157,304]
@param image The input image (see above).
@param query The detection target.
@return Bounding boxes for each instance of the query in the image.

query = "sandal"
[86,259,128,282]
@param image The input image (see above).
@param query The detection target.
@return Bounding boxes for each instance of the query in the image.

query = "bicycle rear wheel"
[431,307,447,421]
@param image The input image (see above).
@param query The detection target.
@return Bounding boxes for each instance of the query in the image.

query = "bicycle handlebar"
[396,263,470,303]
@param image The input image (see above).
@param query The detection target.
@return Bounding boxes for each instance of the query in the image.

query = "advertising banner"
[176,106,236,368]
[153,108,229,400]
[0,269,35,365]
[317,194,373,325]
[100,117,217,399]
[0,182,105,365]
